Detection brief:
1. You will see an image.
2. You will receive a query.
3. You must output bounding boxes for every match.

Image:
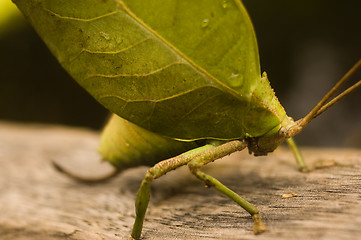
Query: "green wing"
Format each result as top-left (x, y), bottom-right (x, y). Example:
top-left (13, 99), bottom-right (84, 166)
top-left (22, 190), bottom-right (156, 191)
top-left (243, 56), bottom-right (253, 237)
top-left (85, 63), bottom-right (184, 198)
top-left (14, 0), bottom-right (283, 140)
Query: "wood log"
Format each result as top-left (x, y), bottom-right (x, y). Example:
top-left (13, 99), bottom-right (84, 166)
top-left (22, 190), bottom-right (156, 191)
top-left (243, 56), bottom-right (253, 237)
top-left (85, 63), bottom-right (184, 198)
top-left (1, 121), bottom-right (360, 240)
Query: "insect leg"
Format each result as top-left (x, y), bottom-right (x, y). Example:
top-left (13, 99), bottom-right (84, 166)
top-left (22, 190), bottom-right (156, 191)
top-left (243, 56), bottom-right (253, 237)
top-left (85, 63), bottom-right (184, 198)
top-left (187, 140), bottom-right (266, 234)
top-left (130, 144), bottom-right (215, 240)
top-left (286, 137), bottom-right (308, 172)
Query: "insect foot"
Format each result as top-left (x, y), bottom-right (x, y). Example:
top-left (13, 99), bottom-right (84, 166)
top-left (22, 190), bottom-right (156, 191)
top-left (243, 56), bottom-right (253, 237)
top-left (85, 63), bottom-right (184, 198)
top-left (253, 213), bottom-right (267, 234)
top-left (187, 141), bottom-right (267, 235)
top-left (130, 145), bottom-right (216, 240)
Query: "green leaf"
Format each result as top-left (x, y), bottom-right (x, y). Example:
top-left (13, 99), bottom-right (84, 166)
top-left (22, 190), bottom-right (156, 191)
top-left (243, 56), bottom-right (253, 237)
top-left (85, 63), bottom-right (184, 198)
top-left (13, 0), bottom-right (286, 140)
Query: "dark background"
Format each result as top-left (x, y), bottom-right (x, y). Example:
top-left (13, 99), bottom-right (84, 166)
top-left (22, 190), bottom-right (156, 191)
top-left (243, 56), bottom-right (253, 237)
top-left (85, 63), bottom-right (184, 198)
top-left (1, 0), bottom-right (360, 147)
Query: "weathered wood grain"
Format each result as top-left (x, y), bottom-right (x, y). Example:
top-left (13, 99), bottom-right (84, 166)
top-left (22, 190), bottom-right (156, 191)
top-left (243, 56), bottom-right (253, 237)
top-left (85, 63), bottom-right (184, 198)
top-left (0, 121), bottom-right (360, 240)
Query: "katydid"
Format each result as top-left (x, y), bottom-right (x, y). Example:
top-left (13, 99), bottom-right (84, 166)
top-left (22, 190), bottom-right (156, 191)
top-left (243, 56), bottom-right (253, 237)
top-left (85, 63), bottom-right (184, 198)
top-left (12, 0), bottom-right (361, 239)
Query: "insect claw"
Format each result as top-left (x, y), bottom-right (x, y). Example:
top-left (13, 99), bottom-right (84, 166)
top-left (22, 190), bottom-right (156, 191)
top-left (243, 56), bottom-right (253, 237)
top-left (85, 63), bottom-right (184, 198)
top-left (252, 213), bottom-right (267, 234)
top-left (299, 166), bottom-right (310, 173)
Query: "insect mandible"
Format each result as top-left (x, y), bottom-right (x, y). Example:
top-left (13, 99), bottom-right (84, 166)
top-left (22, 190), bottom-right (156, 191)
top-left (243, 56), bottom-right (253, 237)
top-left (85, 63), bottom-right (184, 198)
top-left (13, 0), bottom-right (361, 239)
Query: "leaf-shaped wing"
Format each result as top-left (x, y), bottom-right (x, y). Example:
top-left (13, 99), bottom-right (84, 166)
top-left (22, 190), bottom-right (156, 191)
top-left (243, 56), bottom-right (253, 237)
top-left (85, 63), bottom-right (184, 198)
top-left (14, 0), bottom-right (281, 140)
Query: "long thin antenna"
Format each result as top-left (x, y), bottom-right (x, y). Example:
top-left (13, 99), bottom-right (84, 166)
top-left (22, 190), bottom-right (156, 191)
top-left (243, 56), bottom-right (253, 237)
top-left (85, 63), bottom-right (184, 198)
top-left (313, 79), bottom-right (361, 118)
top-left (288, 59), bottom-right (361, 137)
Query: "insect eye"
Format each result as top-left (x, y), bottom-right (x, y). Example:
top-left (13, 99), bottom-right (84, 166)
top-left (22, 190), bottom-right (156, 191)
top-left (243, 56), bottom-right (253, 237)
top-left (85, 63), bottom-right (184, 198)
top-left (278, 127), bottom-right (288, 137)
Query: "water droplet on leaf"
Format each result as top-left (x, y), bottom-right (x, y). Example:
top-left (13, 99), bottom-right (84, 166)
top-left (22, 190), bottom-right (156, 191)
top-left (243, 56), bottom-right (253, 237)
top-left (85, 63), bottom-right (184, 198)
top-left (201, 19), bottom-right (209, 28)
top-left (222, 0), bottom-right (229, 9)
top-left (228, 73), bottom-right (242, 88)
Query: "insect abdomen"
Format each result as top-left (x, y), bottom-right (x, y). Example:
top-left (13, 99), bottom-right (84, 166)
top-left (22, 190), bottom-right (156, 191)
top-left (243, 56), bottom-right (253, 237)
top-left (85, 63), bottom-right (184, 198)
top-left (98, 115), bottom-right (198, 170)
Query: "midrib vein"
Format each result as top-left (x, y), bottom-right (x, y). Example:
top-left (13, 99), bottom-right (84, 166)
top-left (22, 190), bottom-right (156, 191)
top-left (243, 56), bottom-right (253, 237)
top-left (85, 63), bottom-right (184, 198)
top-left (119, 1), bottom-right (243, 98)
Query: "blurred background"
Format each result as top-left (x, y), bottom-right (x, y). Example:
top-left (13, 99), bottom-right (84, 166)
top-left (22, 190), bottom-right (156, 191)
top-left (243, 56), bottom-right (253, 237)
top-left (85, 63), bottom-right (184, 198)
top-left (1, 0), bottom-right (360, 147)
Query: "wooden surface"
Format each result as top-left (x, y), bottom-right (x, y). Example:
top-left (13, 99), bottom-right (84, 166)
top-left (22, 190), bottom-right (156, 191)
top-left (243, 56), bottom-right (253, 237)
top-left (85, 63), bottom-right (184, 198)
top-left (1, 121), bottom-right (361, 240)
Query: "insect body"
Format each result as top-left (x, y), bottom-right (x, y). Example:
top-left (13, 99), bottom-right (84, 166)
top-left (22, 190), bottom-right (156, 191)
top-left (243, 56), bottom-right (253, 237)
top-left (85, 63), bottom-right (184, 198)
top-left (13, 0), bottom-right (361, 239)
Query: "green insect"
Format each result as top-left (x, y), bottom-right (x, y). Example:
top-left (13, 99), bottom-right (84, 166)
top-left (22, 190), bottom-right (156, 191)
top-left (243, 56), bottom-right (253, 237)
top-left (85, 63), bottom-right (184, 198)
top-left (13, 0), bottom-right (361, 239)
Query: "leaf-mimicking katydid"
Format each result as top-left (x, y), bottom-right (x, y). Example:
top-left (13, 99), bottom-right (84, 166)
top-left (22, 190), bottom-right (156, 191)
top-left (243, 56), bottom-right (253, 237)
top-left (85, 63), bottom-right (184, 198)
top-left (13, 0), bottom-right (361, 239)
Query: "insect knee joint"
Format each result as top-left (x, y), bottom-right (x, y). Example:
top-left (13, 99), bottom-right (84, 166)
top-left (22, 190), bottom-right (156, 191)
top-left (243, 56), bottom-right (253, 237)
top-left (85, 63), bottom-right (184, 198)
top-left (187, 164), bottom-right (215, 187)
top-left (187, 162), bottom-right (200, 174)
top-left (144, 169), bottom-right (157, 181)
top-left (187, 163), bottom-right (201, 177)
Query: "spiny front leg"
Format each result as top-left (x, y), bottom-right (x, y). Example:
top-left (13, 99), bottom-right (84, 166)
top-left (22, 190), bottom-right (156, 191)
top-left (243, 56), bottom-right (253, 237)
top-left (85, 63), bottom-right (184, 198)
top-left (187, 140), bottom-right (267, 234)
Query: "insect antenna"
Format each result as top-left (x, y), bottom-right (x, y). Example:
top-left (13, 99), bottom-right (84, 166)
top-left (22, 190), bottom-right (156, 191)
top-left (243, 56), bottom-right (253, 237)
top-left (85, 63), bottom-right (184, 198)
top-left (288, 59), bottom-right (361, 137)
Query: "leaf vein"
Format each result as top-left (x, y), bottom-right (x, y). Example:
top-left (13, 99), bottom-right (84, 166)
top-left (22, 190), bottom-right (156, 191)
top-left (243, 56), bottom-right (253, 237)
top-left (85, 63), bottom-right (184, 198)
top-left (43, 8), bottom-right (121, 22)
top-left (81, 37), bottom-right (151, 55)
top-left (99, 86), bottom-right (215, 103)
top-left (177, 94), bottom-right (221, 122)
top-left (119, 1), bottom-right (243, 99)
top-left (68, 37), bottom-right (151, 63)
top-left (85, 61), bottom-right (186, 79)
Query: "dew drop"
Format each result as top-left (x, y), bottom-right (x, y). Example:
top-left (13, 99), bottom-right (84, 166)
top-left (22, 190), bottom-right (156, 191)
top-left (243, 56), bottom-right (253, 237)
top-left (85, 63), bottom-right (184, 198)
top-left (228, 73), bottom-right (242, 88)
top-left (100, 32), bottom-right (111, 40)
top-left (201, 19), bottom-right (209, 28)
top-left (222, 0), bottom-right (229, 9)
